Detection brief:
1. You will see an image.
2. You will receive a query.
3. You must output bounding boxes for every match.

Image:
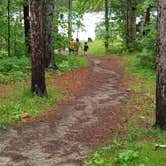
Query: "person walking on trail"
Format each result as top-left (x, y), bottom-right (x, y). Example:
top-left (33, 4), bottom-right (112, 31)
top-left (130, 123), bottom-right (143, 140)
top-left (69, 39), bottom-right (75, 54)
top-left (75, 38), bottom-right (80, 55)
top-left (84, 42), bottom-right (89, 56)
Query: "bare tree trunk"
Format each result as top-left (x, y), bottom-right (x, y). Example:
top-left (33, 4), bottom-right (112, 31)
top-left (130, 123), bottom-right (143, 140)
top-left (13, 20), bottom-right (17, 56)
top-left (156, 0), bottom-right (166, 129)
top-left (145, 6), bottom-right (151, 24)
top-left (43, 0), bottom-right (58, 70)
top-left (7, 0), bottom-right (11, 56)
top-left (142, 6), bottom-right (151, 36)
top-left (68, 0), bottom-right (72, 38)
top-left (30, 0), bottom-right (47, 97)
top-left (54, 6), bottom-right (59, 50)
top-left (126, 0), bottom-right (129, 48)
top-left (126, 0), bottom-right (136, 50)
top-left (104, 0), bottom-right (109, 51)
top-left (23, 2), bottom-right (31, 54)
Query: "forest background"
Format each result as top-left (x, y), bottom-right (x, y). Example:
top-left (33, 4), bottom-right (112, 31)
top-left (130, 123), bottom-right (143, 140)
top-left (0, 0), bottom-right (166, 165)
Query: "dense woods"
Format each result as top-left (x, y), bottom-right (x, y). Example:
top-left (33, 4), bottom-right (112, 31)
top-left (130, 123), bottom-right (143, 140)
top-left (0, 0), bottom-right (163, 125)
top-left (0, 0), bottom-right (166, 165)
top-left (0, 0), bottom-right (157, 56)
top-left (0, 0), bottom-right (163, 123)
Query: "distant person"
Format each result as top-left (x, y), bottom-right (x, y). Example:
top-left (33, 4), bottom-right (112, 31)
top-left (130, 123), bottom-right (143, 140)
top-left (69, 39), bottom-right (75, 54)
top-left (84, 42), bottom-right (89, 56)
top-left (88, 37), bottom-right (93, 42)
top-left (75, 38), bottom-right (80, 55)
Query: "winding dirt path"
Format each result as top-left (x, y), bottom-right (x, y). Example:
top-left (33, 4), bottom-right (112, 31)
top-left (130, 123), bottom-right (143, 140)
top-left (0, 56), bottom-right (130, 166)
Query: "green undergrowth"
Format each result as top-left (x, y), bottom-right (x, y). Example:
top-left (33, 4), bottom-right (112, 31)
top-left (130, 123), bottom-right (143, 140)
top-left (124, 52), bottom-right (156, 80)
top-left (88, 40), bottom-right (125, 56)
top-left (88, 40), bottom-right (106, 56)
top-left (0, 56), bottom-right (30, 83)
top-left (84, 131), bottom-right (166, 166)
top-left (84, 44), bottom-right (166, 166)
top-left (55, 54), bottom-right (89, 72)
top-left (0, 54), bottom-right (88, 83)
top-left (0, 81), bottom-right (63, 128)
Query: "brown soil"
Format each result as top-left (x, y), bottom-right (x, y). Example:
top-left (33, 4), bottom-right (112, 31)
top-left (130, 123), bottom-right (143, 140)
top-left (0, 56), bottom-right (130, 166)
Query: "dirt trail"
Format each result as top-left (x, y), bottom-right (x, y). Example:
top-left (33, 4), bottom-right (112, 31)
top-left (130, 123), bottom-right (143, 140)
top-left (0, 56), bottom-right (129, 166)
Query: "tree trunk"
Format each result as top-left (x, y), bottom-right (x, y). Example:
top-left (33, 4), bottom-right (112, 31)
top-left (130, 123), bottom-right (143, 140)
top-left (43, 0), bottom-right (58, 69)
top-left (126, 0), bottom-right (136, 50)
top-left (104, 0), bottom-right (109, 51)
top-left (54, 6), bottom-right (59, 50)
top-left (23, 3), bottom-right (31, 54)
top-left (68, 0), bottom-right (72, 38)
top-left (7, 0), bottom-right (11, 56)
top-left (145, 6), bottom-right (151, 24)
top-left (156, 0), bottom-right (166, 129)
top-left (30, 0), bottom-right (47, 97)
top-left (13, 20), bottom-right (17, 56)
top-left (142, 6), bottom-right (151, 36)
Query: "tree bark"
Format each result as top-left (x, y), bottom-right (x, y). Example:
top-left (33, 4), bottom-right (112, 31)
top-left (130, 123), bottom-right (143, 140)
top-left (142, 6), bottom-right (151, 36)
top-left (54, 5), bottom-right (59, 50)
top-left (104, 0), bottom-right (109, 51)
top-left (30, 0), bottom-right (47, 97)
top-left (23, 3), bottom-right (31, 54)
top-left (7, 0), bottom-right (11, 56)
top-left (68, 0), bottom-right (72, 38)
top-left (156, 0), bottom-right (166, 129)
top-left (126, 0), bottom-right (136, 50)
top-left (43, 0), bottom-right (58, 69)
top-left (144, 6), bottom-right (151, 25)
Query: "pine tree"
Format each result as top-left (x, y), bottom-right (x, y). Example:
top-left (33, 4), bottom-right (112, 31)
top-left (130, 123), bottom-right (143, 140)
top-left (126, 0), bottom-right (137, 50)
top-left (30, 0), bottom-right (47, 97)
top-left (68, 0), bottom-right (72, 38)
top-left (23, 1), bottom-right (30, 53)
top-left (43, 0), bottom-right (58, 69)
top-left (156, 0), bottom-right (166, 129)
top-left (104, 0), bottom-right (109, 51)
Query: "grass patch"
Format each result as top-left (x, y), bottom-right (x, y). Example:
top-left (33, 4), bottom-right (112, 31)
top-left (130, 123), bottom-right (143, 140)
top-left (88, 40), bottom-right (106, 56)
top-left (124, 52), bottom-right (156, 80)
top-left (0, 54), bottom-right (88, 83)
top-left (55, 54), bottom-right (89, 72)
top-left (88, 40), bottom-right (126, 56)
top-left (0, 56), bottom-right (30, 83)
top-left (0, 80), bottom-right (63, 128)
top-left (84, 136), bottom-right (166, 166)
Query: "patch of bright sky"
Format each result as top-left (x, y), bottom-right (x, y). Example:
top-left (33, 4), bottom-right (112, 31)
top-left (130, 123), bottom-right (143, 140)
top-left (73, 12), bottom-right (104, 41)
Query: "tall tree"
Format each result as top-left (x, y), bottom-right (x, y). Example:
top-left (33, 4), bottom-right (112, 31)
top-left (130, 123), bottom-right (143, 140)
top-left (23, 1), bottom-right (31, 53)
top-left (7, 0), bottom-right (11, 56)
top-left (68, 0), bottom-right (72, 38)
top-left (141, 5), bottom-right (151, 36)
top-left (30, 0), bottom-right (47, 97)
top-left (144, 6), bottom-right (151, 25)
top-left (104, 0), bottom-right (109, 51)
top-left (126, 0), bottom-right (137, 50)
top-left (43, 0), bottom-right (58, 69)
top-left (156, 0), bottom-right (166, 129)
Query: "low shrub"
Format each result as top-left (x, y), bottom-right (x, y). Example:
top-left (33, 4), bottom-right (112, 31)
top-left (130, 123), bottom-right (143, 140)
top-left (0, 56), bottom-right (30, 83)
top-left (55, 54), bottom-right (89, 72)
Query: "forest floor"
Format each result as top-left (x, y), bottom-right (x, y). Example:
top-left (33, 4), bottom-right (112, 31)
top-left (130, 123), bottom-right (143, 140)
top-left (0, 56), bottom-right (130, 166)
